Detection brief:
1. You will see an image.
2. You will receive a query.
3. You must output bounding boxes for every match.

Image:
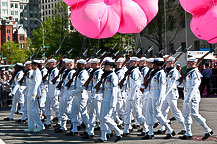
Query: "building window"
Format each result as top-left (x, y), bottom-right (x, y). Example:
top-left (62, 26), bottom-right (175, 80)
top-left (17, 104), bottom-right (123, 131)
top-left (169, 43), bottom-right (174, 53)
top-left (20, 5), bottom-right (23, 9)
top-left (20, 36), bottom-right (25, 41)
top-left (15, 3), bottom-right (18, 8)
top-left (15, 18), bottom-right (18, 22)
top-left (7, 29), bottom-right (11, 33)
top-left (11, 11), bottom-right (14, 15)
top-left (181, 42), bottom-right (186, 51)
top-left (2, 2), bottom-right (8, 6)
top-left (2, 9), bottom-right (8, 14)
top-left (11, 3), bottom-right (13, 8)
top-left (194, 40), bottom-right (200, 50)
top-left (15, 11), bottom-right (18, 15)
top-left (8, 36), bottom-right (10, 41)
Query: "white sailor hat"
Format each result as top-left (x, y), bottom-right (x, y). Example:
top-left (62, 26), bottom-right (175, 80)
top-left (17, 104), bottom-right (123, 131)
top-left (130, 57), bottom-right (140, 61)
top-left (103, 57), bottom-right (112, 62)
top-left (167, 56), bottom-right (175, 62)
top-left (154, 58), bottom-right (164, 62)
top-left (140, 57), bottom-right (147, 61)
top-left (77, 59), bottom-right (87, 64)
top-left (146, 58), bottom-right (154, 63)
top-left (15, 63), bottom-right (23, 67)
top-left (104, 57), bottom-right (114, 63)
top-left (163, 55), bottom-right (169, 59)
top-left (38, 60), bottom-right (45, 64)
top-left (104, 58), bottom-right (115, 66)
top-left (65, 59), bottom-right (74, 64)
top-left (89, 58), bottom-right (100, 63)
top-left (48, 59), bottom-right (56, 63)
top-left (32, 60), bottom-right (40, 64)
top-left (62, 58), bottom-right (69, 62)
top-left (25, 61), bottom-right (32, 65)
top-left (116, 57), bottom-right (125, 63)
top-left (187, 57), bottom-right (197, 62)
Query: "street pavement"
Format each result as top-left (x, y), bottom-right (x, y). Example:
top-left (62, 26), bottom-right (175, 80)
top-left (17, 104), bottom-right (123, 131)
top-left (0, 98), bottom-right (217, 144)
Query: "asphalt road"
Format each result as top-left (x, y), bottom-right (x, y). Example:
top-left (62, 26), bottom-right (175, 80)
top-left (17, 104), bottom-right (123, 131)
top-left (0, 98), bottom-right (217, 144)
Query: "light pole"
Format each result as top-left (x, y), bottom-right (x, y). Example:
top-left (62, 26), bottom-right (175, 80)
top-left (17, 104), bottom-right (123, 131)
top-left (24, 17), bottom-right (45, 60)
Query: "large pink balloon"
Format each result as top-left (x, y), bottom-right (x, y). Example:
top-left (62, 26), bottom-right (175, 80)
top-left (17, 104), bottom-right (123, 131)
top-left (180, 0), bottom-right (217, 44)
top-left (63, 0), bottom-right (159, 39)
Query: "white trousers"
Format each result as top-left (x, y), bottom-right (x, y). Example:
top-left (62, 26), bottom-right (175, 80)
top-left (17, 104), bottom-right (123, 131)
top-left (27, 96), bottom-right (44, 129)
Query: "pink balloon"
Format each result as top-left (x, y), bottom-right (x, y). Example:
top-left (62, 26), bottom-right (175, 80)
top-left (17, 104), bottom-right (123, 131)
top-left (180, 0), bottom-right (217, 44)
top-left (63, 0), bottom-right (159, 39)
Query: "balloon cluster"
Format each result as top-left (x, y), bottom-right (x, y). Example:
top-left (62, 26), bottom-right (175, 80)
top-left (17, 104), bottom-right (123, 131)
top-left (180, 0), bottom-right (217, 44)
top-left (63, 0), bottom-right (159, 39)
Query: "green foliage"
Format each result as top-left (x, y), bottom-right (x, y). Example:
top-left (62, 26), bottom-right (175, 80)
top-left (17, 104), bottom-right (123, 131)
top-left (1, 41), bottom-right (30, 64)
top-left (31, 1), bottom-right (134, 59)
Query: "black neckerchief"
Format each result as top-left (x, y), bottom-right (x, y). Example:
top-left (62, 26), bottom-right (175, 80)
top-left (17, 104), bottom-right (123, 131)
top-left (48, 67), bottom-right (55, 74)
top-left (166, 67), bottom-right (174, 73)
top-left (186, 68), bottom-right (194, 74)
top-left (115, 68), bottom-right (122, 73)
top-left (139, 66), bottom-right (145, 71)
top-left (151, 68), bottom-right (160, 77)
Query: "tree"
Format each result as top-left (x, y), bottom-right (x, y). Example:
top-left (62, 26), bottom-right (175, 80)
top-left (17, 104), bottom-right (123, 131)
top-left (1, 41), bottom-right (30, 64)
top-left (31, 1), bottom-right (135, 58)
top-left (141, 1), bottom-right (186, 54)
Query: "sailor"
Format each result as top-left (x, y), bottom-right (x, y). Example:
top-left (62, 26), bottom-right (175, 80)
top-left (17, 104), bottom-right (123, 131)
top-left (38, 60), bottom-right (48, 118)
top-left (143, 58), bottom-right (175, 140)
top-left (114, 57), bottom-right (127, 127)
top-left (65, 59), bottom-right (89, 136)
top-left (55, 59), bottom-right (76, 133)
top-left (95, 58), bottom-right (123, 143)
top-left (123, 57), bottom-right (145, 135)
top-left (44, 59), bottom-right (60, 128)
top-left (137, 57), bottom-right (150, 136)
top-left (4, 63), bottom-right (24, 121)
top-left (24, 60), bottom-right (45, 132)
top-left (16, 61), bottom-right (34, 123)
top-left (159, 57), bottom-right (186, 135)
top-left (179, 57), bottom-right (213, 140)
top-left (83, 58), bottom-right (104, 139)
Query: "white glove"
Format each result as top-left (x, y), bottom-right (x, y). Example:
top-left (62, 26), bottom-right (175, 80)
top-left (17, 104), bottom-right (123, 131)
top-left (31, 96), bottom-right (35, 102)
top-left (9, 93), bottom-right (14, 97)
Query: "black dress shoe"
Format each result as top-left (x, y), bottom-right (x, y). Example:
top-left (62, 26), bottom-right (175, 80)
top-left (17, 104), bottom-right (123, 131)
top-left (137, 132), bottom-right (147, 136)
top-left (53, 124), bottom-right (60, 128)
top-left (132, 124), bottom-right (140, 129)
top-left (154, 130), bottom-right (166, 134)
top-left (142, 134), bottom-right (154, 140)
top-left (117, 124), bottom-right (124, 129)
top-left (44, 124), bottom-right (53, 128)
top-left (114, 136), bottom-right (122, 142)
top-left (95, 139), bottom-right (108, 143)
top-left (137, 128), bottom-right (143, 132)
top-left (52, 117), bottom-right (58, 122)
top-left (80, 131), bottom-right (88, 136)
top-left (3, 117), bottom-right (14, 121)
top-left (15, 119), bottom-right (26, 123)
top-left (179, 135), bottom-right (192, 140)
top-left (65, 131), bottom-right (79, 136)
top-left (94, 126), bottom-right (101, 131)
top-left (122, 133), bottom-right (130, 137)
top-left (169, 117), bottom-right (176, 121)
top-left (80, 122), bottom-right (86, 129)
top-left (81, 135), bottom-right (94, 139)
top-left (153, 122), bottom-right (160, 128)
top-left (163, 131), bottom-right (176, 139)
top-left (202, 131), bottom-right (213, 140)
top-left (54, 128), bottom-right (67, 133)
top-left (178, 130), bottom-right (186, 135)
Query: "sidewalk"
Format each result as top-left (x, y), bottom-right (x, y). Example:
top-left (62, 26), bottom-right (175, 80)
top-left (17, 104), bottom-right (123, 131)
top-left (0, 98), bottom-right (217, 144)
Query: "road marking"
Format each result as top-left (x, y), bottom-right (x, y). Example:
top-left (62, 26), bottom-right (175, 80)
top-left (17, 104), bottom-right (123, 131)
top-left (0, 139), bottom-right (6, 144)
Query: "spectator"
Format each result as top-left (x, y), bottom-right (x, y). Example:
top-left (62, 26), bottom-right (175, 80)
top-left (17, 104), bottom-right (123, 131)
top-left (200, 63), bottom-right (212, 97)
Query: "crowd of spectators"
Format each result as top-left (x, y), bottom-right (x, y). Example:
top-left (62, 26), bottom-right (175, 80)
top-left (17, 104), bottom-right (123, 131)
top-left (0, 68), bottom-right (13, 108)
